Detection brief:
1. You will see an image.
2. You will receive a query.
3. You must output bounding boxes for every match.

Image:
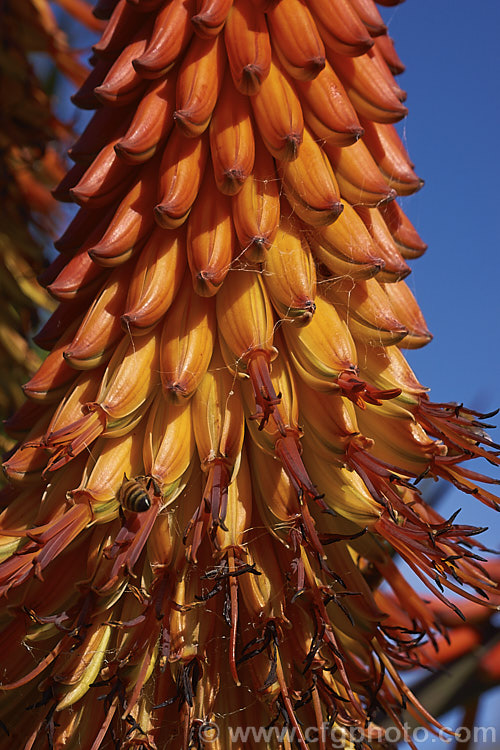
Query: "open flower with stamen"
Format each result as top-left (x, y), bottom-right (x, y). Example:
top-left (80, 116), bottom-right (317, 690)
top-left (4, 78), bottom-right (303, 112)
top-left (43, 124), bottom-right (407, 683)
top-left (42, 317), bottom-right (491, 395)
top-left (0, 1), bottom-right (499, 748)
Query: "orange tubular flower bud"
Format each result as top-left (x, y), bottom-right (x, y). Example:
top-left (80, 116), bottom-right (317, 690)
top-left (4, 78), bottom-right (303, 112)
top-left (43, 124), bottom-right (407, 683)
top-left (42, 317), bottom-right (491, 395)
top-left (216, 269), bottom-right (280, 427)
top-left (209, 70), bottom-right (255, 195)
top-left (307, 199), bottom-right (384, 280)
top-left (47, 244), bottom-right (107, 302)
top-left (23, 321), bottom-right (80, 402)
top-left (355, 205), bottom-right (410, 282)
top-left (224, 0), bottom-right (271, 95)
top-left (94, 30), bottom-right (150, 107)
top-left (250, 59), bottom-right (304, 161)
top-left (132, 0), bottom-right (195, 79)
top-left (308, 0), bottom-right (374, 57)
top-left (192, 344), bottom-right (245, 480)
top-left (327, 276), bottom-right (408, 347)
top-left (282, 289), bottom-right (357, 392)
top-left (155, 129), bottom-right (209, 229)
top-left (296, 378), bottom-right (366, 464)
top-left (295, 60), bottom-right (363, 147)
top-left (330, 48), bottom-right (408, 124)
top-left (192, 0), bottom-right (233, 39)
top-left (174, 32), bottom-right (226, 137)
top-left (2, 410), bottom-right (54, 484)
top-left (143, 389), bottom-right (195, 499)
top-left (231, 133), bottom-right (280, 262)
top-left (63, 263), bottom-right (132, 369)
top-left (360, 117), bottom-right (424, 196)
top-left (160, 277), bottom-right (216, 400)
top-left (115, 73), bottom-right (176, 164)
top-left (277, 127), bottom-right (343, 227)
top-left (88, 159), bottom-right (158, 267)
top-left (266, 0), bottom-right (326, 81)
top-left (380, 198), bottom-right (428, 260)
top-left (70, 139), bottom-right (132, 208)
top-left (92, 0), bottom-right (143, 58)
top-left (324, 137), bottom-right (397, 207)
top-left (186, 167), bottom-right (236, 296)
top-left (91, 330), bottom-right (160, 422)
top-left (349, 0), bottom-right (386, 36)
top-left (43, 333), bottom-right (159, 472)
top-left (381, 280), bottom-right (432, 348)
top-left (121, 226), bottom-right (186, 335)
top-left (263, 210), bottom-right (317, 325)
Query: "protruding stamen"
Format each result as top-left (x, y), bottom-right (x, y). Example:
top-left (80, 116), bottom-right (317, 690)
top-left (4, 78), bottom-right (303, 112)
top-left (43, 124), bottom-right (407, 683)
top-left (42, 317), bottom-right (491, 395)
top-left (246, 350), bottom-right (283, 431)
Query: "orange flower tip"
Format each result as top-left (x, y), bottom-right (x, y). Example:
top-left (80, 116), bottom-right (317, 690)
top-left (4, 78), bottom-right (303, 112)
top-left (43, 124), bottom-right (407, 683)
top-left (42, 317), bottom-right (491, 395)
top-left (297, 299), bottom-right (316, 325)
top-left (131, 55), bottom-right (149, 74)
top-left (195, 270), bottom-right (227, 296)
top-left (191, 15), bottom-right (224, 39)
top-left (173, 111), bottom-right (210, 138)
top-left (154, 204), bottom-right (189, 229)
top-left (120, 313), bottom-right (148, 335)
top-left (52, 165), bottom-right (85, 203)
top-left (240, 64), bottom-right (267, 96)
top-left (381, 188), bottom-right (398, 205)
top-left (114, 141), bottom-right (155, 163)
top-left (164, 381), bottom-right (189, 400)
top-left (304, 56), bottom-right (326, 79)
top-left (243, 237), bottom-right (272, 263)
top-left (61, 349), bottom-right (95, 368)
top-left (350, 126), bottom-right (365, 142)
top-left (93, 85), bottom-right (119, 104)
top-left (310, 201), bottom-right (344, 228)
top-left (220, 168), bottom-right (247, 194)
top-left (88, 246), bottom-right (134, 267)
top-left (280, 133), bottom-right (303, 161)
top-left (369, 24), bottom-right (387, 39)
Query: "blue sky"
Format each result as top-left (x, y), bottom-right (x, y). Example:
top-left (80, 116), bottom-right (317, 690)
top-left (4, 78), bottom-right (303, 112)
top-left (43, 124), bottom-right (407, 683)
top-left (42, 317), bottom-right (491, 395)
top-left (379, 1), bottom-right (500, 414)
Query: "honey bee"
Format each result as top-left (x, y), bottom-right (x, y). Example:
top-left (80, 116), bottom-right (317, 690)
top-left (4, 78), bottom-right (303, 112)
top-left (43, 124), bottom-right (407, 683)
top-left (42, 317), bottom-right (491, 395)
top-left (117, 474), bottom-right (153, 513)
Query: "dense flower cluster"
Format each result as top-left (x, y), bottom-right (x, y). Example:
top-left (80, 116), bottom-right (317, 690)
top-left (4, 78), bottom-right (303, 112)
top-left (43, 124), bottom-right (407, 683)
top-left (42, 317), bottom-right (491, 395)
top-left (0, 0), bottom-right (499, 748)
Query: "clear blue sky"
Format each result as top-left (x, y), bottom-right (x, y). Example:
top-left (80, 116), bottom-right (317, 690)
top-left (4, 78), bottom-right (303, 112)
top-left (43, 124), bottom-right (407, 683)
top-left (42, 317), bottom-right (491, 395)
top-left (379, 1), bottom-right (500, 414)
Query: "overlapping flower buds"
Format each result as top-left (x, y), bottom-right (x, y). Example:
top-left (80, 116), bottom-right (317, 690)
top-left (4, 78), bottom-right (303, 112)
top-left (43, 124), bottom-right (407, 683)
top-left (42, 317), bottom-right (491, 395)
top-left (0, 1), bottom-right (499, 748)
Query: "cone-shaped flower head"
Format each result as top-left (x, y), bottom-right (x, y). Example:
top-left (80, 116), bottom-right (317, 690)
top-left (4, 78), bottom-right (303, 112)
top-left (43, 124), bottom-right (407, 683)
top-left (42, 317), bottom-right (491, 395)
top-left (1, 1), bottom-right (499, 748)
